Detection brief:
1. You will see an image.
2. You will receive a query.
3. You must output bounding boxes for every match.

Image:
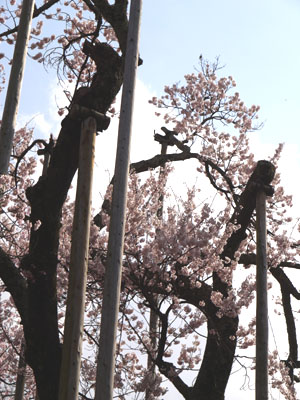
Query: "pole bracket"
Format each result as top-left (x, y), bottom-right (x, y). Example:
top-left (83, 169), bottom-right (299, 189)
top-left (69, 104), bottom-right (110, 132)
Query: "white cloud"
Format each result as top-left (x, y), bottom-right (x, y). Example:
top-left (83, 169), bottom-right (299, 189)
top-left (92, 78), bottom-right (166, 208)
top-left (16, 78), bottom-right (71, 140)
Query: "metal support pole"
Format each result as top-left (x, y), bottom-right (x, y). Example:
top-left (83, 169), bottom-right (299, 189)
top-left (94, 1), bottom-right (142, 399)
top-left (58, 117), bottom-right (96, 400)
top-left (0, 0), bottom-right (35, 174)
top-left (256, 189), bottom-right (269, 400)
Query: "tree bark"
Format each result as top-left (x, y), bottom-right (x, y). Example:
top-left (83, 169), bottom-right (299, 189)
top-left (190, 318), bottom-right (238, 400)
top-left (0, 40), bottom-right (124, 400)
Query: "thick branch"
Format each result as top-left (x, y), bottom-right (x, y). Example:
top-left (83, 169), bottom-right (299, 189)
top-left (279, 261), bottom-right (300, 270)
top-left (239, 253), bottom-right (300, 272)
top-left (221, 160), bottom-right (275, 262)
top-left (0, 247), bottom-right (28, 325)
top-left (239, 253), bottom-right (300, 376)
top-left (282, 291), bottom-right (297, 363)
top-left (239, 254), bottom-right (300, 301)
top-left (238, 252), bottom-right (256, 265)
top-left (270, 267), bottom-right (300, 300)
top-left (271, 267), bottom-right (299, 380)
top-left (92, 0), bottom-right (128, 54)
top-left (82, 0), bottom-right (101, 17)
top-left (156, 308), bottom-right (170, 363)
top-left (158, 361), bottom-right (191, 398)
top-left (130, 152), bottom-right (200, 173)
top-left (95, 151), bottom-right (236, 233)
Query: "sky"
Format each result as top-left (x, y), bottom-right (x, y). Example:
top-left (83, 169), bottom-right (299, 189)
top-left (139, 0), bottom-right (300, 145)
top-left (1, 0), bottom-right (300, 398)
top-left (4, 0), bottom-right (300, 199)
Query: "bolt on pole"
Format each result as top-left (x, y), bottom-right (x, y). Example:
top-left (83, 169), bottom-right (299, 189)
top-left (0, 0), bottom-right (35, 174)
top-left (58, 117), bottom-right (96, 400)
top-left (256, 189), bottom-right (269, 400)
top-left (94, 1), bottom-right (142, 399)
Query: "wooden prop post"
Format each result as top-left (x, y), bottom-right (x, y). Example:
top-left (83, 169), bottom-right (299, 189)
top-left (94, 1), bottom-right (142, 399)
top-left (256, 189), bottom-right (268, 400)
top-left (14, 340), bottom-right (26, 400)
top-left (58, 117), bottom-right (96, 400)
top-left (0, 0), bottom-right (35, 174)
top-left (255, 160), bottom-right (275, 400)
top-left (145, 128), bottom-right (168, 400)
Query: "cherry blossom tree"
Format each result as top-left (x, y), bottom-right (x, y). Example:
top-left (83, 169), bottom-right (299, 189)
top-left (1, 1), bottom-right (300, 400)
top-left (1, 1), bottom-right (126, 399)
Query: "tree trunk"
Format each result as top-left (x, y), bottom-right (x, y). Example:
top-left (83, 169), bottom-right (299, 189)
top-left (190, 316), bottom-right (238, 400)
top-left (21, 42), bottom-right (123, 400)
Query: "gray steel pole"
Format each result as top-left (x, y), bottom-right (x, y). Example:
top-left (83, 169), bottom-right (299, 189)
top-left (0, 0), bottom-right (35, 174)
top-left (256, 189), bottom-right (269, 400)
top-left (94, 1), bottom-right (142, 399)
top-left (58, 117), bottom-right (96, 400)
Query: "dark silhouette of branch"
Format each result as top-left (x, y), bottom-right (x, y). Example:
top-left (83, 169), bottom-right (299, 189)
top-left (14, 139), bottom-right (48, 187)
top-left (221, 160), bottom-right (275, 263)
top-left (0, 0), bottom-right (60, 38)
top-left (238, 252), bottom-right (300, 379)
top-left (0, 247), bottom-right (28, 325)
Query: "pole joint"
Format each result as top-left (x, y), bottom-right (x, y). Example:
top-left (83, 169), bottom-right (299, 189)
top-left (69, 104), bottom-right (111, 132)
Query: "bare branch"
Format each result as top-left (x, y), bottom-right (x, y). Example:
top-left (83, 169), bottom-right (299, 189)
top-left (0, 0), bottom-right (60, 38)
top-left (270, 267), bottom-right (300, 301)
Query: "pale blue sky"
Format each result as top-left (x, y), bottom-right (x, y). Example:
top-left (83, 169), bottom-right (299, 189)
top-left (2, 0), bottom-right (299, 149)
top-left (138, 0), bottom-right (300, 146)
top-left (1, 0), bottom-right (300, 146)
top-left (1, 1), bottom-right (300, 398)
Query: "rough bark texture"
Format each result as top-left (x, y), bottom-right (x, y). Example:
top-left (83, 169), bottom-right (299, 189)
top-left (178, 285), bottom-right (238, 400)
top-left (25, 43), bottom-right (123, 400)
top-left (0, 1), bottom-right (129, 398)
top-left (1, 37), bottom-right (124, 400)
top-left (221, 160), bottom-right (275, 263)
top-left (190, 320), bottom-right (237, 400)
